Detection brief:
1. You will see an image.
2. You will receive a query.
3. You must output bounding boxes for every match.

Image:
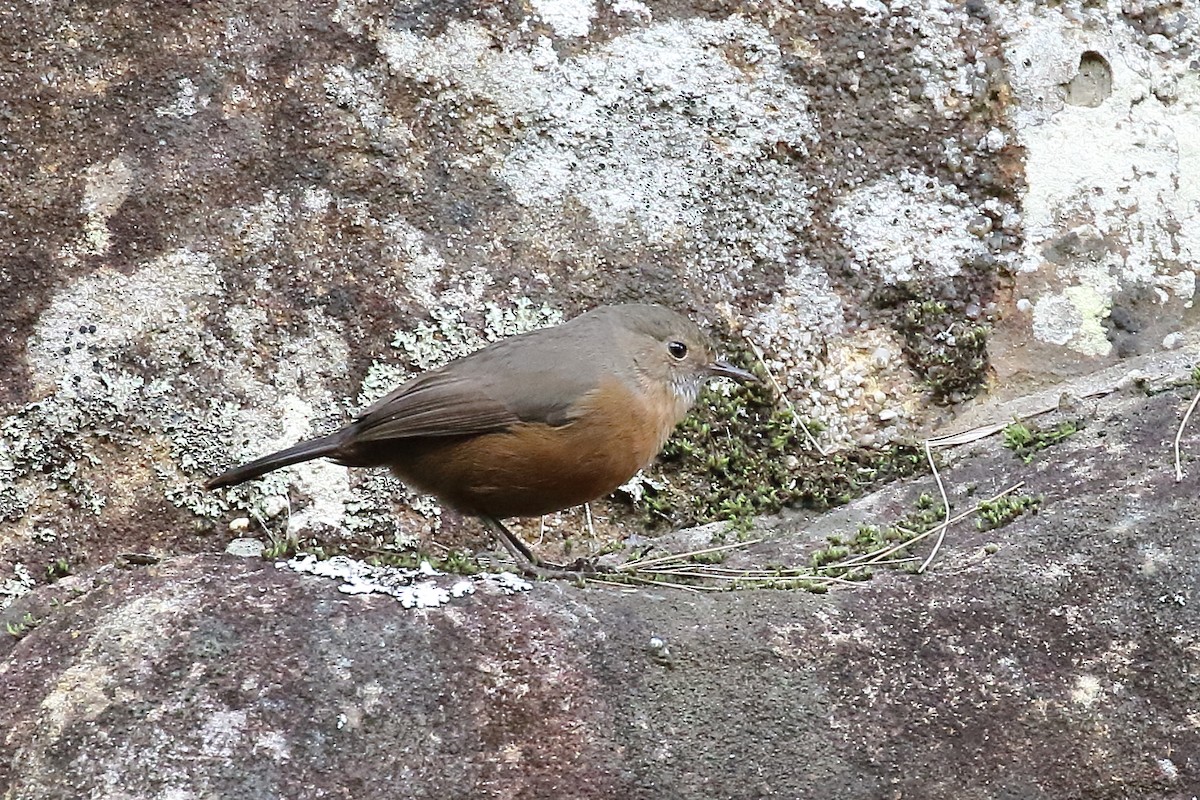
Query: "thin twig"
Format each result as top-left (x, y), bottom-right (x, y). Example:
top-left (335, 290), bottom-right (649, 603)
top-left (648, 564), bottom-right (765, 575)
top-left (832, 482), bottom-right (1025, 570)
top-left (627, 568), bottom-right (755, 581)
top-left (619, 539), bottom-right (763, 571)
top-left (741, 333), bottom-right (829, 456)
top-left (1174, 387), bottom-right (1200, 481)
top-left (584, 577), bottom-right (642, 591)
top-left (853, 556), bottom-right (919, 567)
top-left (600, 471), bottom-right (1024, 592)
top-left (924, 422), bottom-right (1010, 449)
top-left (618, 574), bottom-right (711, 593)
top-left (918, 438), bottom-right (953, 573)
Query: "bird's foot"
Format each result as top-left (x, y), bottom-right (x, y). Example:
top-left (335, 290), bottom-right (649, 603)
top-left (480, 515), bottom-right (613, 582)
top-left (524, 557), bottom-right (615, 581)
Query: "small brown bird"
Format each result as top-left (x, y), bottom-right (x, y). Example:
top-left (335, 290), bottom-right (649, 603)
top-left (206, 303), bottom-right (756, 575)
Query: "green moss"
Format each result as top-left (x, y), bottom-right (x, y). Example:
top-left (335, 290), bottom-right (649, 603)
top-left (808, 496), bottom-right (947, 579)
top-left (688, 550), bottom-right (727, 564)
top-left (898, 298), bottom-right (990, 404)
top-left (613, 488), bottom-right (962, 593)
top-left (1002, 420), bottom-right (1079, 463)
top-left (342, 545), bottom-right (484, 576)
top-left (437, 549), bottom-right (484, 575)
top-left (5, 612), bottom-right (38, 638)
top-left (45, 558), bottom-right (71, 581)
top-left (625, 345), bottom-right (924, 534)
top-left (976, 493), bottom-right (1041, 530)
top-left (263, 532), bottom-right (300, 560)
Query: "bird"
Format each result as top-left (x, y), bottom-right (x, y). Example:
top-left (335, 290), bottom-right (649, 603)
top-left (205, 303), bottom-right (757, 576)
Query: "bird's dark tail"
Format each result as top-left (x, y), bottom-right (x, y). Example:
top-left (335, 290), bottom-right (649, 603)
top-left (204, 432), bottom-right (346, 490)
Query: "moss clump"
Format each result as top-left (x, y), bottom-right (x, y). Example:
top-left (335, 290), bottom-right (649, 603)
top-left (5, 612), bottom-right (39, 638)
top-left (263, 532), bottom-right (300, 560)
top-left (45, 558), bottom-right (72, 581)
top-left (898, 298), bottom-right (990, 404)
top-left (809, 492), bottom-right (946, 578)
top-left (976, 493), bottom-right (1041, 530)
top-left (349, 546), bottom-right (483, 576)
top-left (1002, 420), bottom-right (1080, 463)
top-left (627, 347), bottom-right (924, 533)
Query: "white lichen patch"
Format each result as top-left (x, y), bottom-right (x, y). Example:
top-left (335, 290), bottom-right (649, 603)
top-left (40, 662), bottom-right (118, 739)
top-left (746, 266), bottom-right (920, 445)
top-left (747, 260), bottom-right (846, 349)
top-left (0, 372), bottom-right (159, 525)
top-left (57, 155), bottom-right (136, 265)
top-left (500, 20), bottom-right (813, 235)
top-left (1069, 673), bottom-right (1104, 707)
top-left (1031, 285), bottom-right (1113, 356)
top-left (609, 0), bottom-right (651, 17)
top-left (0, 562), bottom-right (35, 609)
top-left (162, 308), bottom-right (357, 528)
top-left (200, 709), bottom-right (248, 758)
top-left (282, 554), bottom-right (530, 608)
top-left (343, 470), bottom-right (434, 541)
top-left (224, 537), bottom-right (266, 558)
top-left (380, 216), bottom-right (450, 312)
top-left (155, 76), bottom-right (207, 119)
top-left (364, 17), bottom-right (815, 286)
top-left (389, 294), bottom-right (563, 373)
top-left (832, 171), bottom-right (995, 285)
top-left (261, 396), bottom-right (352, 533)
top-left (819, 0), bottom-right (889, 19)
top-left (323, 65), bottom-right (416, 164)
top-left (899, 0), bottom-right (990, 117)
top-left (29, 248), bottom-right (222, 394)
top-left (235, 189), bottom-right (293, 252)
top-left (531, 0), bottom-right (595, 38)
top-left (1000, 2), bottom-right (1200, 357)
top-left (253, 730), bottom-right (291, 762)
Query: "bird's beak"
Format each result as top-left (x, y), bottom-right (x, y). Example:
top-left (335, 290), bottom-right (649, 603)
top-left (707, 360), bottom-right (759, 384)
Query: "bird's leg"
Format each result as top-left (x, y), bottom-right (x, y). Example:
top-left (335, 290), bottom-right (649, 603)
top-left (480, 516), bottom-right (608, 580)
top-left (483, 515), bottom-right (538, 564)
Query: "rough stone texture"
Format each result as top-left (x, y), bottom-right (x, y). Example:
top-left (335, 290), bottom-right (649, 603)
top-left (3, 0), bottom-right (1196, 581)
top-left (3, 0), bottom-right (1200, 794)
top-left (993, 0), bottom-right (1200, 382)
top-left (1, 0), bottom-right (1025, 578)
top-left (3, 376), bottom-right (1200, 799)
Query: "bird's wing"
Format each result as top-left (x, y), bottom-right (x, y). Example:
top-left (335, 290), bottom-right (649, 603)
top-left (352, 318), bottom-right (620, 442)
top-left (352, 358), bottom-right (602, 443)
top-left (351, 370), bottom-right (525, 442)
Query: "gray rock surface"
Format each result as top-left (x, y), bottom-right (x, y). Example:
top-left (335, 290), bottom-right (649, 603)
top-left (3, 0), bottom-right (1198, 581)
top-left (4, 0), bottom-right (1200, 796)
top-left (4, 378), bottom-right (1199, 798)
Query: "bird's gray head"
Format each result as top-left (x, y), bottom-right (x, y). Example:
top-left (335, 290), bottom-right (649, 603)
top-left (601, 304), bottom-right (758, 406)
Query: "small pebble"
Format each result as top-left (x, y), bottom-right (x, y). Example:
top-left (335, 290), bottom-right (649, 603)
top-left (225, 537), bottom-right (265, 558)
top-left (261, 495), bottom-right (287, 518)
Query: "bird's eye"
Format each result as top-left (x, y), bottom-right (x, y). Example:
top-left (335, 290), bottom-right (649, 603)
top-left (667, 340), bottom-right (688, 360)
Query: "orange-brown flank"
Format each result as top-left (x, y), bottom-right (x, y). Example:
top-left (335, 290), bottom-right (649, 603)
top-left (389, 375), bottom-right (676, 518)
